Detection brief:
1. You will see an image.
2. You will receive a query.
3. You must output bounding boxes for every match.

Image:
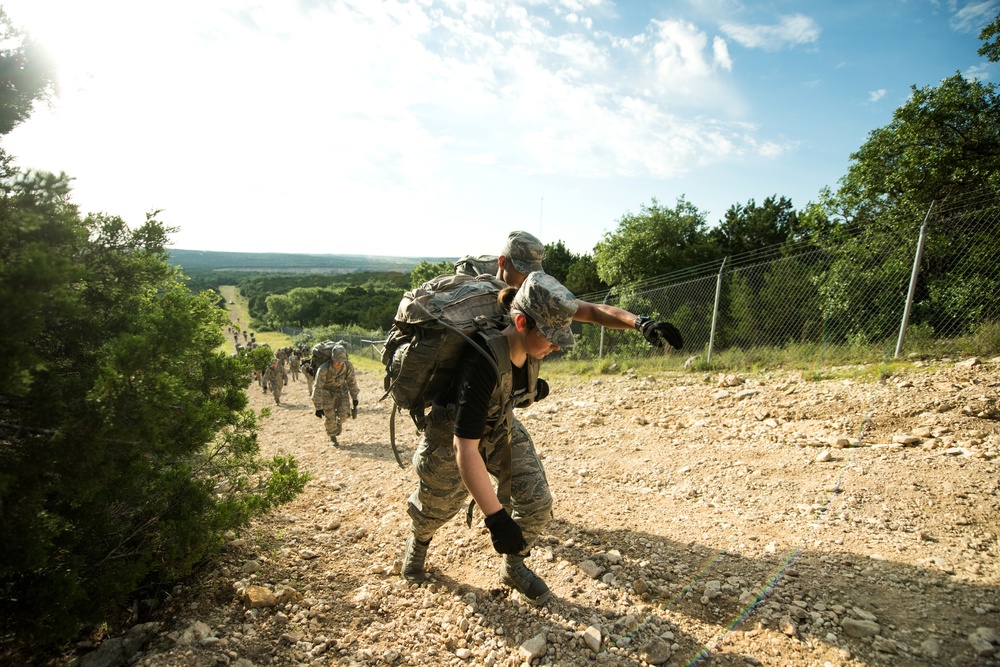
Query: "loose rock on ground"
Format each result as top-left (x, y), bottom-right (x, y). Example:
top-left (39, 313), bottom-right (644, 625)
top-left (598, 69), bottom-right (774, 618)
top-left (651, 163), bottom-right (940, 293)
top-left (74, 357), bottom-right (1000, 667)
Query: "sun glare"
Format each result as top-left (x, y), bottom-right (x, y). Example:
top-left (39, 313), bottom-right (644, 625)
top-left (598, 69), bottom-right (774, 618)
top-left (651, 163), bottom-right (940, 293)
top-left (8, 1), bottom-right (224, 104)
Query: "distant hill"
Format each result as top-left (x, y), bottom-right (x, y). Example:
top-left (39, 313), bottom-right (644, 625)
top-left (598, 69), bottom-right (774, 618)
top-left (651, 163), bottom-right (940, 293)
top-left (167, 248), bottom-right (454, 274)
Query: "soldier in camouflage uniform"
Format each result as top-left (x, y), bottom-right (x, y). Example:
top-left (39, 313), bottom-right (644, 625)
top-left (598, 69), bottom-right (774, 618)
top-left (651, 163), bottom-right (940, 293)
top-left (311, 345), bottom-right (359, 447)
top-left (402, 272), bottom-right (576, 606)
top-left (456, 230), bottom-right (684, 351)
top-left (262, 358), bottom-right (288, 405)
top-left (302, 357), bottom-right (315, 394)
top-left (428, 233), bottom-right (682, 604)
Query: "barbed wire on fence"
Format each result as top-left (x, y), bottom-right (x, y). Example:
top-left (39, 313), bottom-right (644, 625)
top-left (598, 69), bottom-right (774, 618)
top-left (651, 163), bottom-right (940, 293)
top-left (574, 187), bottom-right (1000, 364)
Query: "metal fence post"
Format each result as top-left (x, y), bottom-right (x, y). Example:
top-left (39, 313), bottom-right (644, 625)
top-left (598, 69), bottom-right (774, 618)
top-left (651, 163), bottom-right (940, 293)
top-left (895, 202), bottom-right (934, 358)
top-left (707, 257), bottom-right (728, 364)
top-left (598, 291), bottom-right (612, 359)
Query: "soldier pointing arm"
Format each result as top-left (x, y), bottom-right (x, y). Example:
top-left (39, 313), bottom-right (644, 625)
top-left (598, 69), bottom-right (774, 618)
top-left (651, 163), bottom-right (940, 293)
top-left (457, 231), bottom-right (683, 350)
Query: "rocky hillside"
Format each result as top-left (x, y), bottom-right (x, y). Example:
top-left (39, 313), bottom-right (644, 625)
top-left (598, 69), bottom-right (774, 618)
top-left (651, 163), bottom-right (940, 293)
top-left (73, 358), bottom-right (1000, 667)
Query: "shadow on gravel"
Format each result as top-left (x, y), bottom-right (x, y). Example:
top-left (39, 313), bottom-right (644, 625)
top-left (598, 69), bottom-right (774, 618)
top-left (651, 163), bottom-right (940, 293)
top-left (549, 518), bottom-right (1000, 666)
top-left (400, 567), bottom-right (759, 666)
top-left (337, 441), bottom-right (403, 465)
top-left (277, 401), bottom-right (313, 410)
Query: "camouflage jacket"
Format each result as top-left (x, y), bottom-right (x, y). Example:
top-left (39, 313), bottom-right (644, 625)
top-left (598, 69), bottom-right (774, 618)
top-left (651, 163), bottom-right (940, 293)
top-left (263, 364), bottom-right (287, 388)
top-left (312, 360), bottom-right (359, 409)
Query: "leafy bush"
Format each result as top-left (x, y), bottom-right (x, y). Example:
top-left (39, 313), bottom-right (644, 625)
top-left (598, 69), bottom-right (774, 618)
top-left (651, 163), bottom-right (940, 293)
top-left (0, 168), bottom-right (309, 648)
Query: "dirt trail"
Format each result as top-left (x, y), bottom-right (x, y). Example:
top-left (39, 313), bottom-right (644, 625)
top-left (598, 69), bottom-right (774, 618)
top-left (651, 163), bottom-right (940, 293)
top-left (126, 357), bottom-right (999, 667)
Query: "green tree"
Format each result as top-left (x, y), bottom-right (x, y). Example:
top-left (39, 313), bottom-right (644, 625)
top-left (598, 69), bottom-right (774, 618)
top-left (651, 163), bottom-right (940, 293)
top-left (795, 199), bottom-right (836, 241)
top-left (724, 255), bottom-right (826, 349)
top-left (0, 173), bottom-right (310, 647)
top-left (710, 195), bottom-right (799, 257)
top-left (262, 283), bottom-right (402, 331)
top-left (979, 12), bottom-right (999, 62)
top-left (594, 196), bottom-right (718, 285)
top-left (0, 9), bottom-right (56, 134)
top-left (564, 255), bottom-right (607, 296)
top-left (837, 74), bottom-right (1000, 222)
top-left (264, 292), bottom-right (297, 327)
top-left (361, 300), bottom-right (397, 332)
top-left (409, 259), bottom-right (454, 288)
top-left (541, 240), bottom-right (576, 284)
top-left (823, 72), bottom-right (1000, 341)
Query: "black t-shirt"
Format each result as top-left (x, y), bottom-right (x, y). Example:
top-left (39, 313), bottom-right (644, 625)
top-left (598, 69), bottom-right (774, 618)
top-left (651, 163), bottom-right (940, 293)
top-left (449, 334), bottom-right (527, 440)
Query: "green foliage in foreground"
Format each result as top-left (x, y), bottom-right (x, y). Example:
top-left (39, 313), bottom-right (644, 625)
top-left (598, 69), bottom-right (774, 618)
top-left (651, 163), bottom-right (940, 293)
top-left (0, 167), bottom-right (310, 648)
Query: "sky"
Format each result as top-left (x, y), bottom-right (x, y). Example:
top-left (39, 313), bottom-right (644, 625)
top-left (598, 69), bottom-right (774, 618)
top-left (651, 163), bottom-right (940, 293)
top-left (2, 0), bottom-right (997, 259)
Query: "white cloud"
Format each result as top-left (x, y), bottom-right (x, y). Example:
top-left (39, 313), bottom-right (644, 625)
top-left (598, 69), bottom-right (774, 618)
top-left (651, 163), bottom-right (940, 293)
top-left (720, 14), bottom-right (820, 51)
top-left (713, 36), bottom-right (732, 71)
top-left (964, 63), bottom-right (994, 80)
top-left (949, 1), bottom-right (999, 33)
top-left (648, 20), bottom-right (713, 88)
top-left (651, 19), bottom-right (712, 76)
top-left (2, 0), bottom-right (783, 255)
top-left (756, 140), bottom-right (790, 159)
top-left (559, 0), bottom-right (606, 12)
top-left (869, 89), bottom-right (887, 102)
top-left (558, 11), bottom-right (593, 30)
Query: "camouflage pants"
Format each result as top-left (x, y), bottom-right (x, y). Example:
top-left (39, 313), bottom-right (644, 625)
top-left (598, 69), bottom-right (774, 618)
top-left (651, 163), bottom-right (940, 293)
top-left (266, 379), bottom-right (282, 403)
top-left (407, 418), bottom-right (552, 553)
top-left (320, 391), bottom-right (349, 437)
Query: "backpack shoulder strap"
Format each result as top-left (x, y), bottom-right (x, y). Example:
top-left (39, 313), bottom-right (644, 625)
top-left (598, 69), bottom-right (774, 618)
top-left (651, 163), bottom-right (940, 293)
top-left (483, 333), bottom-right (511, 382)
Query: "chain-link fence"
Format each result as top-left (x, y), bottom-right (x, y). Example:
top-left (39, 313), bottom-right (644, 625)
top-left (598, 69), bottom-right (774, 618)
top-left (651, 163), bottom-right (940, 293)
top-left (289, 327), bottom-right (385, 361)
top-left (274, 189), bottom-right (998, 367)
top-left (573, 188), bottom-right (1000, 364)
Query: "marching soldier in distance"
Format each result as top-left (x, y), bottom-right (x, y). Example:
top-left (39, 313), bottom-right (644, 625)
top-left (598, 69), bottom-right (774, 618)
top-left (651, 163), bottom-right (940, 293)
top-left (311, 345), bottom-right (359, 447)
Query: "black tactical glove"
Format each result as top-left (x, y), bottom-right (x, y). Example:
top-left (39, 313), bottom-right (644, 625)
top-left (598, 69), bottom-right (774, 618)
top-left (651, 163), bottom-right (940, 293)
top-left (351, 398), bottom-right (358, 419)
top-left (484, 508), bottom-right (528, 555)
top-left (315, 409), bottom-right (325, 418)
top-left (637, 316), bottom-right (683, 350)
top-left (535, 378), bottom-right (549, 402)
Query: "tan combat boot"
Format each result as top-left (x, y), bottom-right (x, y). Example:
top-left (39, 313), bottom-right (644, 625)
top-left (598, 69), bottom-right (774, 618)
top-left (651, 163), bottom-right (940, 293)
top-left (401, 535), bottom-right (431, 583)
top-left (502, 554), bottom-right (550, 605)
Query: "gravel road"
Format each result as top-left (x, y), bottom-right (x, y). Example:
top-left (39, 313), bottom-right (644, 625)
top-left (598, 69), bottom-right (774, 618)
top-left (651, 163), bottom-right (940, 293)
top-left (94, 357), bottom-right (1000, 667)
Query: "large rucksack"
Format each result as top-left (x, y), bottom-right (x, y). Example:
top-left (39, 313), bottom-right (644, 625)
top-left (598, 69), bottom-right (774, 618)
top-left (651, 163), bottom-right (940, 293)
top-left (454, 254), bottom-right (499, 278)
top-left (381, 273), bottom-right (507, 467)
top-left (311, 340), bottom-right (339, 367)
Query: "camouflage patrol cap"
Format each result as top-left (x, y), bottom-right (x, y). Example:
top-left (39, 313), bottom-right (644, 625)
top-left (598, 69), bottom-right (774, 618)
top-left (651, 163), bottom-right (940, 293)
top-left (501, 230), bottom-right (545, 274)
top-left (511, 272), bottom-right (578, 348)
top-left (331, 345), bottom-right (348, 362)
